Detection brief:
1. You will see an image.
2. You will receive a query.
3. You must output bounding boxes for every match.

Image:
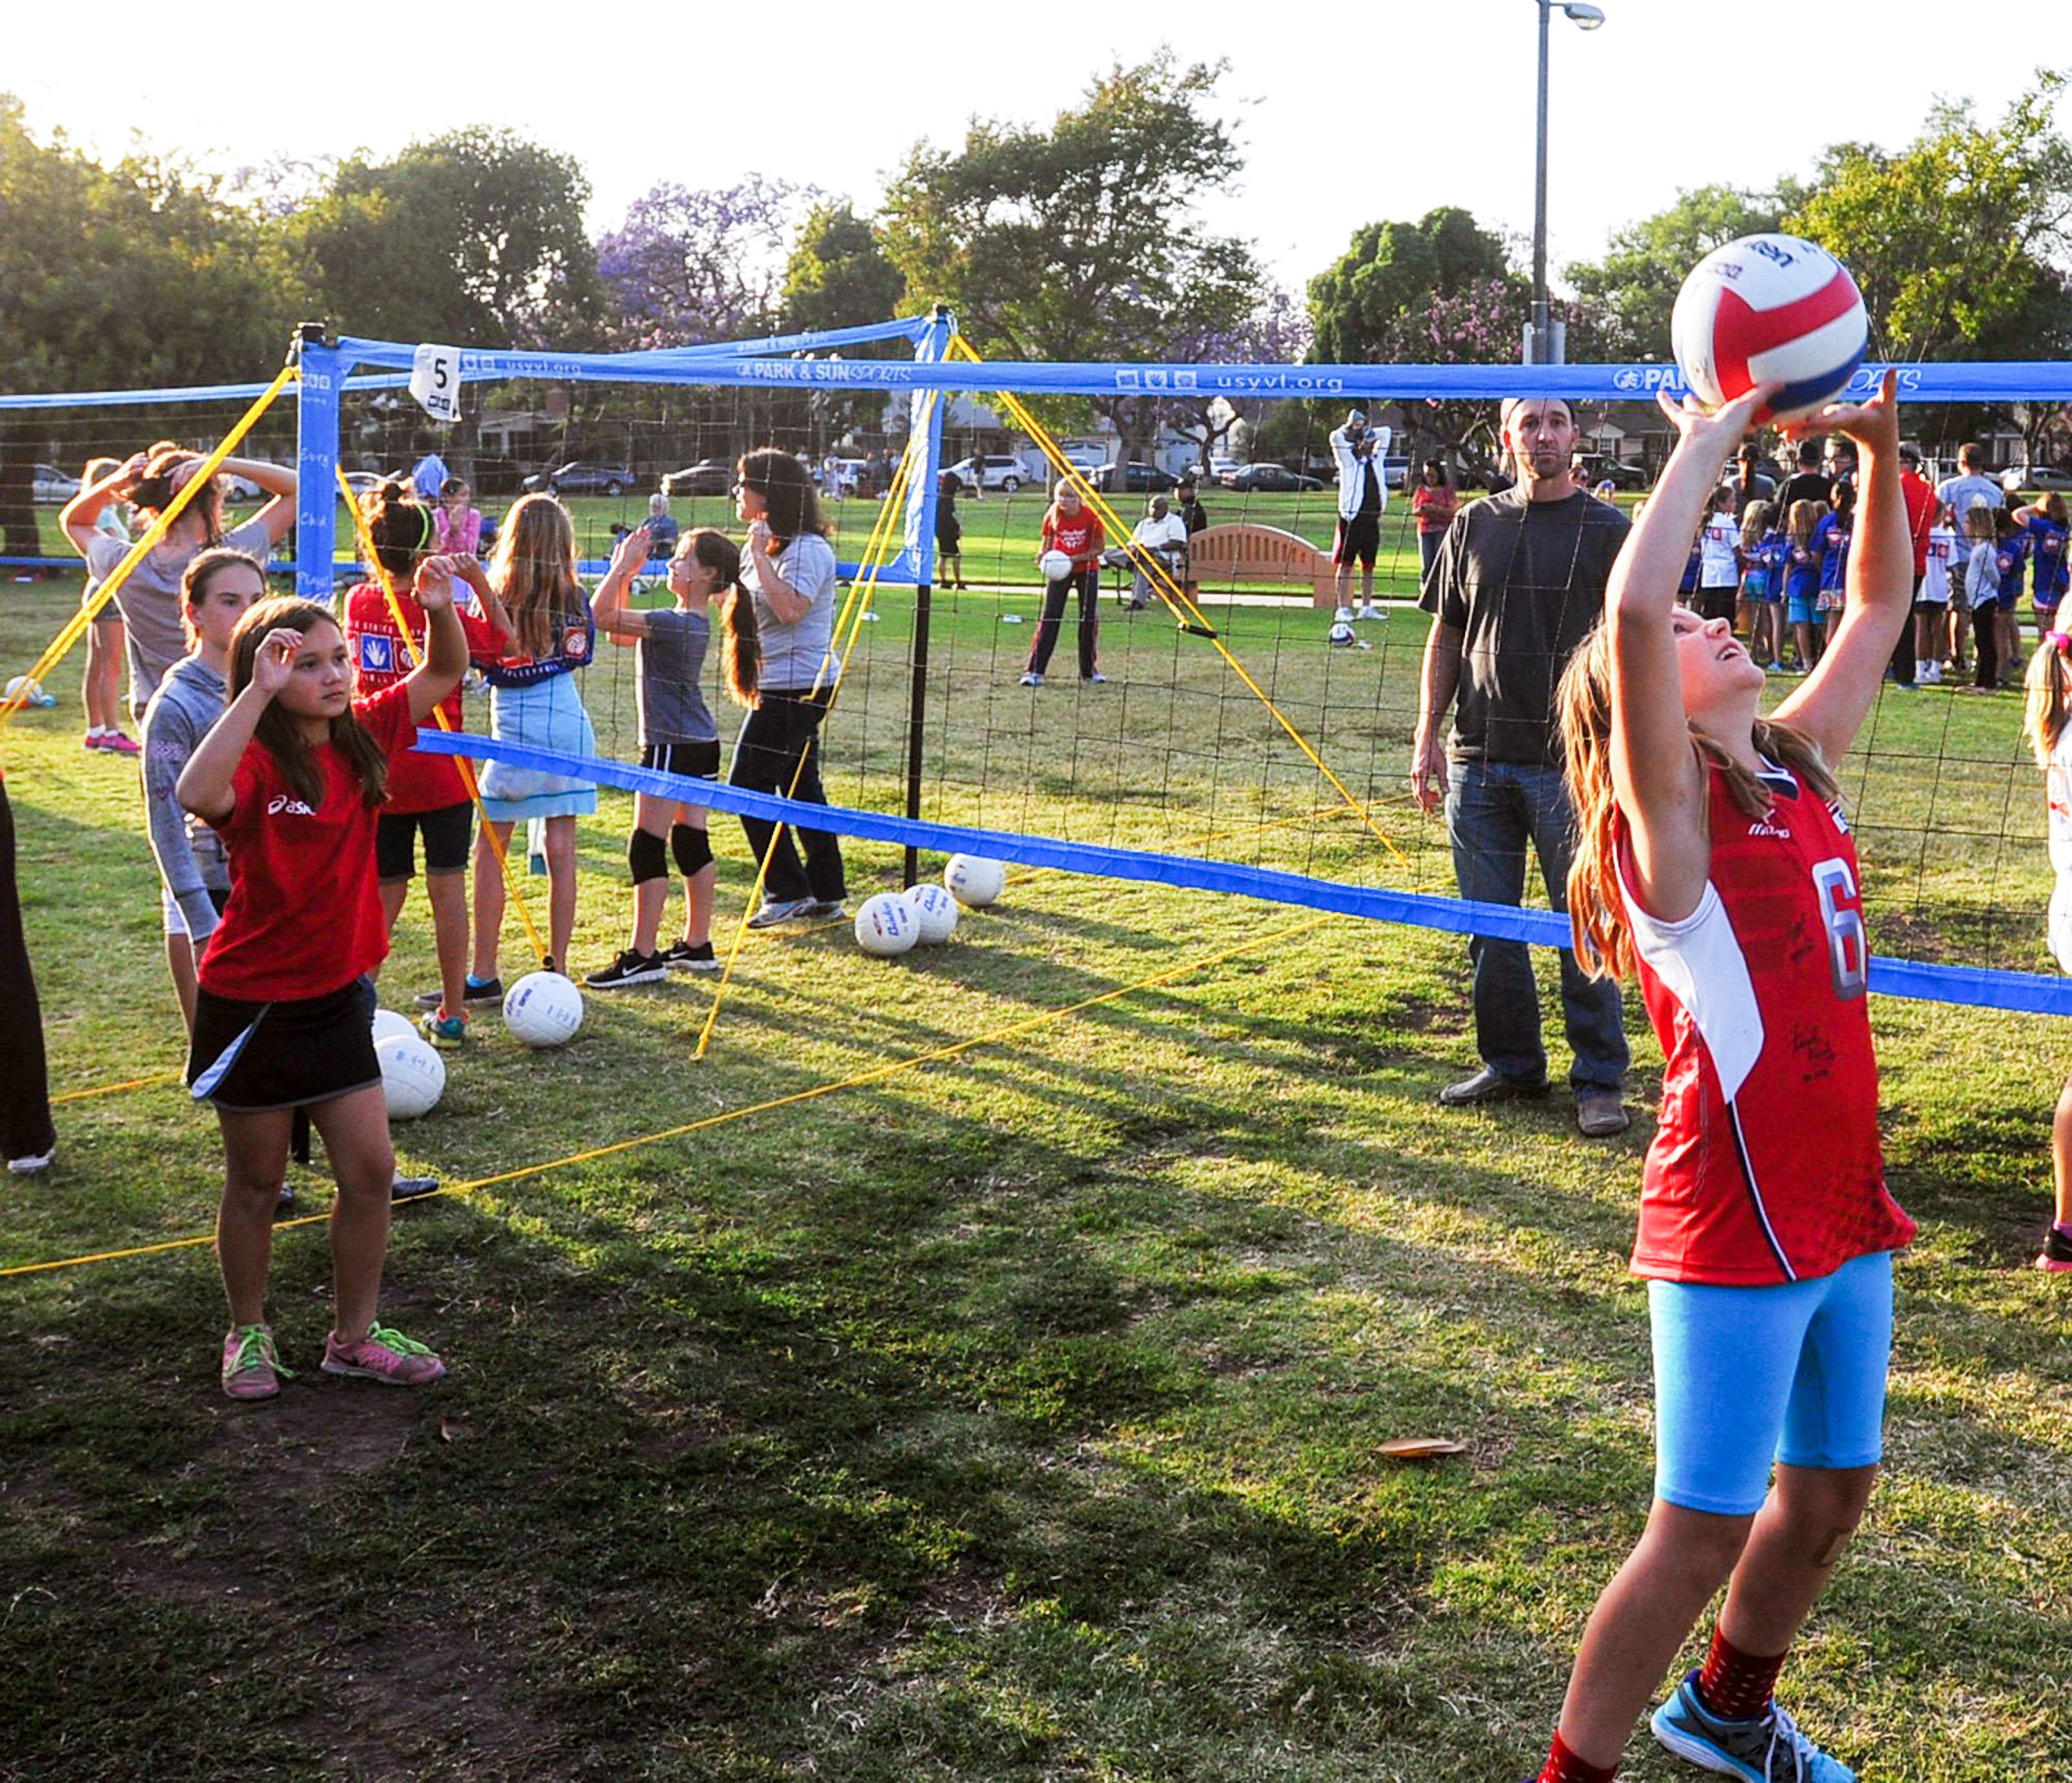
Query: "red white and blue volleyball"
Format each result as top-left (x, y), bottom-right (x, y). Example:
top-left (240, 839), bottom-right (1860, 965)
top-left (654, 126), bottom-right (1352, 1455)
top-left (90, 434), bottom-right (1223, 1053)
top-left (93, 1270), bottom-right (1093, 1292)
top-left (1670, 233), bottom-right (1868, 425)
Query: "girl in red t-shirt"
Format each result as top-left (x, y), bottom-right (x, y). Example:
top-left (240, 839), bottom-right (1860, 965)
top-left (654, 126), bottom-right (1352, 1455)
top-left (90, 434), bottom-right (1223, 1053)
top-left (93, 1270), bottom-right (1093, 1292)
top-left (1521, 373), bottom-right (1911, 1783)
top-left (178, 571), bottom-right (470, 1402)
top-left (1021, 480), bottom-right (1106, 686)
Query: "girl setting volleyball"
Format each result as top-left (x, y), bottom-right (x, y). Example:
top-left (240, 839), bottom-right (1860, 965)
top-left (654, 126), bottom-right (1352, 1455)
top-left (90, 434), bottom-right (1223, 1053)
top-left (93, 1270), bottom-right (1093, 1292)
top-left (176, 558), bottom-right (473, 1400)
top-left (584, 520), bottom-right (762, 987)
top-left (1527, 371), bottom-right (1916, 1783)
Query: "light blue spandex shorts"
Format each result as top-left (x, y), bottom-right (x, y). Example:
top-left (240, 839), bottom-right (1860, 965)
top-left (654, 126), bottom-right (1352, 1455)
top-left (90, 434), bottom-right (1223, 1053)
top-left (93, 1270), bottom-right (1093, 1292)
top-left (1649, 1249), bottom-right (1894, 1516)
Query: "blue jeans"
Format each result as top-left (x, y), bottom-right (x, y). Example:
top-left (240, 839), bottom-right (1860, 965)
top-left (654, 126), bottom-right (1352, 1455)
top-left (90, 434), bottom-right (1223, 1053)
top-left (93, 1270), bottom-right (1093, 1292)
top-left (1445, 757), bottom-right (1628, 1093)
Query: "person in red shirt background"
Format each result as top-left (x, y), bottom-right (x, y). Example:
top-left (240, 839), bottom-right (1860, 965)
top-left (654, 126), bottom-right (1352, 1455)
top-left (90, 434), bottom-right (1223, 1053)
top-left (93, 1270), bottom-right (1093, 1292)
top-left (343, 482), bottom-right (512, 1047)
top-left (1896, 441), bottom-right (1939, 686)
top-left (1409, 459), bottom-right (1460, 593)
top-left (178, 568), bottom-right (470, 1402)
top-left (1021, 479), bottom-right (1107, 687)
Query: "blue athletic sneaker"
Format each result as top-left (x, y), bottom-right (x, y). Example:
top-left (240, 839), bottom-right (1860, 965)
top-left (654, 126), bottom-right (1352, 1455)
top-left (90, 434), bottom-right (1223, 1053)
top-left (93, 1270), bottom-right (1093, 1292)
top-left (1650, 1672), bottom-right (1857, 1781)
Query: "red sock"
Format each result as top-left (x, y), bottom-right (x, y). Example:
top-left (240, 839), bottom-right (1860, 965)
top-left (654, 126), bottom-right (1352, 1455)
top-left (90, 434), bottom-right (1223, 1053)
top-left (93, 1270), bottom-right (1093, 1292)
top-left (1537, 1729), bottom-right (1619, 1783)
top-left (1695, 1625), bottom-right (1788, 1721)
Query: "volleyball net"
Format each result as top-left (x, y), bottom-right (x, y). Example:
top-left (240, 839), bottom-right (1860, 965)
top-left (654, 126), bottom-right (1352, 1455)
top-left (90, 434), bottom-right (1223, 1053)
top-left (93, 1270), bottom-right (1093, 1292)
top-left (6, 323), bottom-right (2072, 1011)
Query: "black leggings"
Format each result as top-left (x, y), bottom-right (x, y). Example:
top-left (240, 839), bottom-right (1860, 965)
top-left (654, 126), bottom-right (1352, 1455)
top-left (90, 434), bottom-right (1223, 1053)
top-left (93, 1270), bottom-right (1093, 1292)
top-left (0, 783), bottom-right (56, 1162)
top-left (729, 689), bottom-right (845, 905)
top-left (1973, 604), bottom-right (2000, 689)
top-left (1027, 569), bottom-right (1100, 678)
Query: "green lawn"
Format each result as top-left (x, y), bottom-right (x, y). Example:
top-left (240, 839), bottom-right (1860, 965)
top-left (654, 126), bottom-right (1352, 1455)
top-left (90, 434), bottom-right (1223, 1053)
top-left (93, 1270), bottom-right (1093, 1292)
top-left (1, 560), bottom-right (2067, 1781)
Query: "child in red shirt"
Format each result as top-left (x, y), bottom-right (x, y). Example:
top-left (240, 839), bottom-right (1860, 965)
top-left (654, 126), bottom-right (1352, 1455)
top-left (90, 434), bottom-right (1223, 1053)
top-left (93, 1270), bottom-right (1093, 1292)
top-left (1022, 480), bottom-right (1107, 686)
top-left (178, 569), bottom-right (470, 1402)
top-left (343, 481), bottom-right (511, 1045)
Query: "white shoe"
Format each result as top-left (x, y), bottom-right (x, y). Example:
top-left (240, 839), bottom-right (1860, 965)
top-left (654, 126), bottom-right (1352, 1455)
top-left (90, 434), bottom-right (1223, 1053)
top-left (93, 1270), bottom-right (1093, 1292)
top-left (8, 1147), bottom-right (54, 1176)
top-left (1356, 602), bottom-right (1383, 620)
top-left (1084, 671), bottom-right (1107, 684)
top-left (1332, 605), bottom-right (1354, 624)
top-left (1925, 660), bottom-right (1942, 683)
top-left (1019, 671), bottom-right (1042, 687)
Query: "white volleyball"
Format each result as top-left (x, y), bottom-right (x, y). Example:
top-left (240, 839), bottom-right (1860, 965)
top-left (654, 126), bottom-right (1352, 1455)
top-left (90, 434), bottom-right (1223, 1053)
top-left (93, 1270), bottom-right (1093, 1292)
top-left (903, 881), bottom-right (960, 945)
top-left (377, 1031), bottom-right (446, 1120)
top-left (943, 854), bottom-right (1006, 908)
top-left (854, 891), bottom-right (920, 957)
top-left (503, 970), bottom-right (584, 1047)
top-left (1670, 233), bottom-right (1868, 426)
top-left (1038, 549), bottom-right (1074, 582)
top-left (370, 1008), bottom-right (417, 1045)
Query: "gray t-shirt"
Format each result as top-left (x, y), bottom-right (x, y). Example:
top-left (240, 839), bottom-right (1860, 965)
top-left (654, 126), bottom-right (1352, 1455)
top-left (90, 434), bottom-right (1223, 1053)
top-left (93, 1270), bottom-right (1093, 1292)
top-left (86, 517), bottom-right (271, 719)
top-left (140, 655), bottom-right (231, 939)
top-left (637, 607), bottom-right (717, 747)
top-left (1937, 473), bottom-right (2004, 526)
top-left (1420, 487), bottom-right (1631, 765)
top-left (744, 533), bottom-right (840, 692)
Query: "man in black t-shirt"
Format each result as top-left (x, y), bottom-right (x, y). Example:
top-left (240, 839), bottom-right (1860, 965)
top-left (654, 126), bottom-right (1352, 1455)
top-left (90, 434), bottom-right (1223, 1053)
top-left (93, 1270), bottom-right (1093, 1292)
top-left (1413, 395), bottom-right (1632, 1136)
top-left (1774, 439), bottom-right (1832, 531)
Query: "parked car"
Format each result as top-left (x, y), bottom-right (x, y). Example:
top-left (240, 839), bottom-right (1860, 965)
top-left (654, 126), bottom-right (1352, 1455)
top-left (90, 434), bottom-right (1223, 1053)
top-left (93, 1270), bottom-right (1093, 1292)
top-left (340, 470), bottom-right (390, 499)
top-left (1579, 456), bottom-right (1651, 491)
top-left (1224, 464), bottom-right (1325, 493)
top-left (816, 457), bottom-right (868, 496)
top-left (1379, 455), bottom-right (1410, 490)
top-left (942, 455), bottom-right (1030, 495)
top-left (524, 461), bottom-right (636, 497)
top-left (660, 459), bottom-right (736, 497)
top-left (1095, 461), bottom-right (1178, 494)
top-left (30, 464), bottom-right (79, 504)
top-left (1207, 455), bottom-right (1240, 483)
top-left (2002, 464), bottom-right (2072, 493)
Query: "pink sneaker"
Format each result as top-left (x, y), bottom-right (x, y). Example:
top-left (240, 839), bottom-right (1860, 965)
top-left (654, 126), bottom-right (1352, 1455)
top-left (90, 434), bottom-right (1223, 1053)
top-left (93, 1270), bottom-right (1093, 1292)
top-left (323, 1322), bottom-right (446, 1386)
top-left (220, 1324), bottom-right (291, 1400)
top-left (101, 730), bottom-right (141, 756)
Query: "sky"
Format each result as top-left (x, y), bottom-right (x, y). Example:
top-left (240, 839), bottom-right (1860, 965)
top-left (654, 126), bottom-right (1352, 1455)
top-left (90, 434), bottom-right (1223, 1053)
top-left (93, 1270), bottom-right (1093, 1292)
top-left (7, 1), bottom-right (2041, 303)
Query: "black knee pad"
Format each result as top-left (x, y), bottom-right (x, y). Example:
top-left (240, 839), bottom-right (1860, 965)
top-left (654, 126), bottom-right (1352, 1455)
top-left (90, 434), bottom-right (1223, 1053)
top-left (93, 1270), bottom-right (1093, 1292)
top-left (629, 828), bottom-right (669, 884)
top-left (671, 823), bottom-right (713, 877)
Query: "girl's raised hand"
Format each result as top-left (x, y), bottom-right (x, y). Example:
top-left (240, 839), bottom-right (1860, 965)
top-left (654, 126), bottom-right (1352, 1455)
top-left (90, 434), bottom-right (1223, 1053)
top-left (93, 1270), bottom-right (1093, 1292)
top-left (1783, 367), bottom-right (1900, 456)
top-left (611, 524), bottom-right (652, 573)
top-left (413, 555), bottom-right (459, 610)
top-left (249, 628), bottom-right (303, 697)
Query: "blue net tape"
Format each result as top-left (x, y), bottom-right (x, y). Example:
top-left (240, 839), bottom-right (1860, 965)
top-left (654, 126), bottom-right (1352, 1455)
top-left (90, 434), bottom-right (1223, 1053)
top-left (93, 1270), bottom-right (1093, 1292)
top-left (410, 732), bottom-right (2072, 1016)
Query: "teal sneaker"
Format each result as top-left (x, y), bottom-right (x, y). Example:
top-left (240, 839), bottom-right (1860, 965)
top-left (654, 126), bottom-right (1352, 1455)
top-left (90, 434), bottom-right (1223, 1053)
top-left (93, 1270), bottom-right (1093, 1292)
top-left (419, 1010), bottom-right (467, 1049)
top-left (1651, 1672), bottom-right (1857, 1781)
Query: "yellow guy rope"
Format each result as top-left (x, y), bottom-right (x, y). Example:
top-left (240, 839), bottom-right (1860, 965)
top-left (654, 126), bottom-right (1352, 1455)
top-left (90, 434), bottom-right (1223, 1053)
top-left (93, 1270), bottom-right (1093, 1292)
top-left (945, 336), bottom-right (1408, 869)
top-left (0, 908), bottom-right (1335, 1280)
top-left (334, 470), bottom-right (548, 969)
top-left (692, 397), bottom-right (939, 1059)
top-left (1, 365), bottom-right (300, 732)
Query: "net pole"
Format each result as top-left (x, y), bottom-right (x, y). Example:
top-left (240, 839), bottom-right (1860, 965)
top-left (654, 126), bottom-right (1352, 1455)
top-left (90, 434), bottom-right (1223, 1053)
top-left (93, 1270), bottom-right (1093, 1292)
top-left (293, 327), bottom-right (340, 600)
top-left (901, 308), bottom-right (954, 887)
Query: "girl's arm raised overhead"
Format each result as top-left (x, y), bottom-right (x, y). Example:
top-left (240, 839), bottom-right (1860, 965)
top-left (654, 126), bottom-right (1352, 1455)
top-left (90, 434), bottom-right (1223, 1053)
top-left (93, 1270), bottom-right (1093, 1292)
top-left (1773, 370), bottom-right (1905, 761)
top-left (1607, 382), bottom-right (1776, 925)
top-left (593, 525), bottom-right (654, 642)
top-left (217, 457), bottom-right (299, 546)
top-left (401, 557), bottom-right (470, 725)
top-left (60, 452), bottom-right (145, 557)
top-left (178, 631), bottom-right (298, 825)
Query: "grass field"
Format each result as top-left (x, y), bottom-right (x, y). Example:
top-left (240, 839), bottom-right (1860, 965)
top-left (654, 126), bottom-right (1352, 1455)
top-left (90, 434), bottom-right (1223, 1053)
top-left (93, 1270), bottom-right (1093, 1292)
top-left (2, 546), bottom-right (2069, 1781)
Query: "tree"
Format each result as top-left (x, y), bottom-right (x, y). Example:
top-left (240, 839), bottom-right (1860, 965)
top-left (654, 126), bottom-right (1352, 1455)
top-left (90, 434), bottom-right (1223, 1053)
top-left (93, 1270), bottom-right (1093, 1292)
top-left (597, 177), bottom-right (821, 350)
top-left (1161, 287), bottom-right (1310, 471)
top-left (881, 54), bottom-right (1268, 465)
top-left (1785, 79), bottom-right (2072, 361)
top-left (0, 95), bottom-right (309, 563)
top-left (781, 201), bottom-right (906, 334)
top-left (291, 128), bottom-right (601, 348)
top-left (1564, 184), bottom-right (1790, 360)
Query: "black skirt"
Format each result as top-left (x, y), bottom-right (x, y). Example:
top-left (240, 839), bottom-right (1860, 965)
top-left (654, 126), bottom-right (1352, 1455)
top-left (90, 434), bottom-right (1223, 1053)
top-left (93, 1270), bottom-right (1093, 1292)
top-left (187, 975), bottom-right (380, 1114)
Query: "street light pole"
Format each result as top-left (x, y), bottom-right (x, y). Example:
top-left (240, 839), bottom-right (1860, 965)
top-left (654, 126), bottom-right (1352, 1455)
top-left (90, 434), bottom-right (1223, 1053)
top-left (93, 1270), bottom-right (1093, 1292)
top-left (1526, 1), bottom-right (1604, 365)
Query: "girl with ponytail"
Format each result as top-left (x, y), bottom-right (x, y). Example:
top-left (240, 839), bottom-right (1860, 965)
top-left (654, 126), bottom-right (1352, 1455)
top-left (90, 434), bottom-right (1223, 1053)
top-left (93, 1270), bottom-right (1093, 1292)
top-left (584, 523), bottom-right (761, 986)
top-left (1526, 373), bottom-right (1918, 1783)
top-left (343, 481), bottom-right (512, 1045)
top-left (2022, 632), bottom-right (2072, 1276)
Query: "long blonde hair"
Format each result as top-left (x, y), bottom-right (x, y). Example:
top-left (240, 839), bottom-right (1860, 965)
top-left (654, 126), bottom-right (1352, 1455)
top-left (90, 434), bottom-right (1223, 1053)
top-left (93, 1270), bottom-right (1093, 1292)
top-left (488, 493), bottom-right (586, 658)
top-left (1557, 622), bottom-right (1840, 980)
top-left (2024, 631), bottom-right (2072, 768)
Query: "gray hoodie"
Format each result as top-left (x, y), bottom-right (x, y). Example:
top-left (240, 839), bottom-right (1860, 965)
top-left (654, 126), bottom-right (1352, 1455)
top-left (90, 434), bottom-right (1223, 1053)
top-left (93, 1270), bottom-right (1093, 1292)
top-left (140, 655), bottom-right (231, 940)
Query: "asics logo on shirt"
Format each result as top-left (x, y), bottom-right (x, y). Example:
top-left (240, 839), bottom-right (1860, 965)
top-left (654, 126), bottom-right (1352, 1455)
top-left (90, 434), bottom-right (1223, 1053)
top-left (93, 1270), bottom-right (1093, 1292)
top-left (1747, 818), bottom-right (1792, 839)
top-left (266, 794), bottom-right (316, 816)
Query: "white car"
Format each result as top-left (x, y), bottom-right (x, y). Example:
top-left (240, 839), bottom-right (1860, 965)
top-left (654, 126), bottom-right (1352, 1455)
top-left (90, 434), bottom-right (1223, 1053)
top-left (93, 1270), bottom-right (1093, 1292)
top-left (30, 464), bottom-right (80, 504)
top-left (944, 455), bottom-right (1030, 495)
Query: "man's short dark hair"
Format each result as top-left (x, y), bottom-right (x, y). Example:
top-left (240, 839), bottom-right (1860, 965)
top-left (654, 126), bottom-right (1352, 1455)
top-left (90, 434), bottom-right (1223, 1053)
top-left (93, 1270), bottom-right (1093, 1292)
top-left (1798, 441), bottom-right (1822, 467)
top-left (1899, 444), bottom-right (1921, 466)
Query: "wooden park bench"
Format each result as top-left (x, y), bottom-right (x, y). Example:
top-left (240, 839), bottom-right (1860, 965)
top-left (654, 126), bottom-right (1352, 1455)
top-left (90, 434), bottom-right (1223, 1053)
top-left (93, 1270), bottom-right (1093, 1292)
top-left (1181, 524), bottom-right (1338, 608)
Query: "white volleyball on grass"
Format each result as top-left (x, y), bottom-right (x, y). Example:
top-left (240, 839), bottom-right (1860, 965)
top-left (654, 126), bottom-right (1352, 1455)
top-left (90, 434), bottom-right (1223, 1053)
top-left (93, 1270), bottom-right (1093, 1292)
top-left (370, 1008), bottom-right (417, 1045)
top-left (854, 891), bottom-right (921, 957)
top-left (943, 854), bottom-right (1006, 908)
top-left (377, 1031), bottom-right (446, 1120)
top-left (5, 676), bottom-right (52, 707)
top-left (903, 881), bottom-right (960, 945)
top-left (503, 970), bottom-right (584, 1047)
top-left (1038, 549), bottom-right (1074, 582)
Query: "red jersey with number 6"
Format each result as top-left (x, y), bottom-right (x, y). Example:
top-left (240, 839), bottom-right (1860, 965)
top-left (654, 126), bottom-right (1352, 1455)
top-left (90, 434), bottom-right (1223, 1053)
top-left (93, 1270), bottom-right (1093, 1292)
top-left (1615, 759), bottom-right (1915, 1286)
